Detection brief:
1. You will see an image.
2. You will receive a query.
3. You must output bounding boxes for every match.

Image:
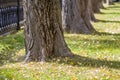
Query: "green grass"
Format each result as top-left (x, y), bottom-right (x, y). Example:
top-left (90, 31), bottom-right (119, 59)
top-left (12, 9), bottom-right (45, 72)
top-left (0, 31), bottom-right (25, 65)
top-left (0, 3), bottom-right (120, 80)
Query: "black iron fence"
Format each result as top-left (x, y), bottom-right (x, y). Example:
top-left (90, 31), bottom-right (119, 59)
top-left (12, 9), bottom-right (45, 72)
top-left (0, 0), bottom-right (24, 35)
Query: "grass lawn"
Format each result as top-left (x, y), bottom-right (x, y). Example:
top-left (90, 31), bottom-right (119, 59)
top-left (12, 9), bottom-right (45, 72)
top-left (0, 3), bottom-right (120, 80)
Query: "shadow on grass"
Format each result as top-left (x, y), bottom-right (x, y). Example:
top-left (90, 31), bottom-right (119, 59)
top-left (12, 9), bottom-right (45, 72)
top-left (49, 54), bottom-right (120, 69)
top-left (97, 20), bottom-right (120, 23)
top-left (94, 31), bottom-right (120, 36)
top-left (0, 54), bottom-right (25, 66)
top-left (100, 12), bottom-right (120, 15)
top-left (9, 55), bottom-right (26, 63)
top-left (65, 32), bottom-right (120, 50)
top-left (108, 5), bottom-right (120, 9)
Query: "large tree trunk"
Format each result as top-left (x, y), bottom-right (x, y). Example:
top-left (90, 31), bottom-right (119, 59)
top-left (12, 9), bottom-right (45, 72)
top-left (23, 0), bottom-right (72, 62)
top-left (62, 0), bottom-right (96, 34)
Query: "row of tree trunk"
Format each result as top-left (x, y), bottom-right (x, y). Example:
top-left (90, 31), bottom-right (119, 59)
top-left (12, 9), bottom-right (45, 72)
top-left (62, 0), bottom-right (105, 34)
top-left (23, 0), bottom-right (107, 62)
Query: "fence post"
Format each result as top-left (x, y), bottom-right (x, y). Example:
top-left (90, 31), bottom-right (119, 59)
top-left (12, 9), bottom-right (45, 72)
top-left (16, 0), bottom-right (20, 30)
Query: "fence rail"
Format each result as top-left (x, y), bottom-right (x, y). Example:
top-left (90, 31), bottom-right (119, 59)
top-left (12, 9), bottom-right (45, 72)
top-left (0, 0), bottom-right (24, 35)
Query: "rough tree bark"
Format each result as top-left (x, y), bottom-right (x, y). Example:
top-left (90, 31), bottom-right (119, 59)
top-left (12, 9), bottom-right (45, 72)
top-left (23, 0), bottom-right (72, 62)
top-left (62, 0), bottom-right (96, 34)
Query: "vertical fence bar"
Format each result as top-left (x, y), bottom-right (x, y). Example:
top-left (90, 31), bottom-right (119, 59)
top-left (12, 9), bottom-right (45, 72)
top-left (16, 0), bottom-right (20, 30)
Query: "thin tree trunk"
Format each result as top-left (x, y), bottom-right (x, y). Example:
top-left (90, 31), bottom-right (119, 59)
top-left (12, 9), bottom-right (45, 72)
top-left (23, 0), bottom-right (72, 63)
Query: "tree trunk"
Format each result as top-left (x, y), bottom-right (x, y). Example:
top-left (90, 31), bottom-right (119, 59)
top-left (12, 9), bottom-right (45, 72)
top-left (89, 0), bottom-right (98, 22)
top-left (62, 0), bottom-right (96, 34)
top-left (23, 0), bottom-right (72, 62)
top-left (91, 0), bottom-right (101, 13)
top-left (106, 0), bottom-right (113, 5)
top-left (99, 0), bottom-right (105, 9)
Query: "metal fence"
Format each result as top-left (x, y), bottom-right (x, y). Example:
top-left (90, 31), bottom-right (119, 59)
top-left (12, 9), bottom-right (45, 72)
top-left (0, 0), bottom-right (24, 35)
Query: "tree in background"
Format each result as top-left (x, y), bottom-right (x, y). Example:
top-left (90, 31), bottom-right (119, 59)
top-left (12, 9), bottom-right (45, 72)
top-left (62, 0), bottom-right (96, 34)
top-left (104, 0), bottom-right (114, 5)
top-left (92, 0), bottom-right (104, 13)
